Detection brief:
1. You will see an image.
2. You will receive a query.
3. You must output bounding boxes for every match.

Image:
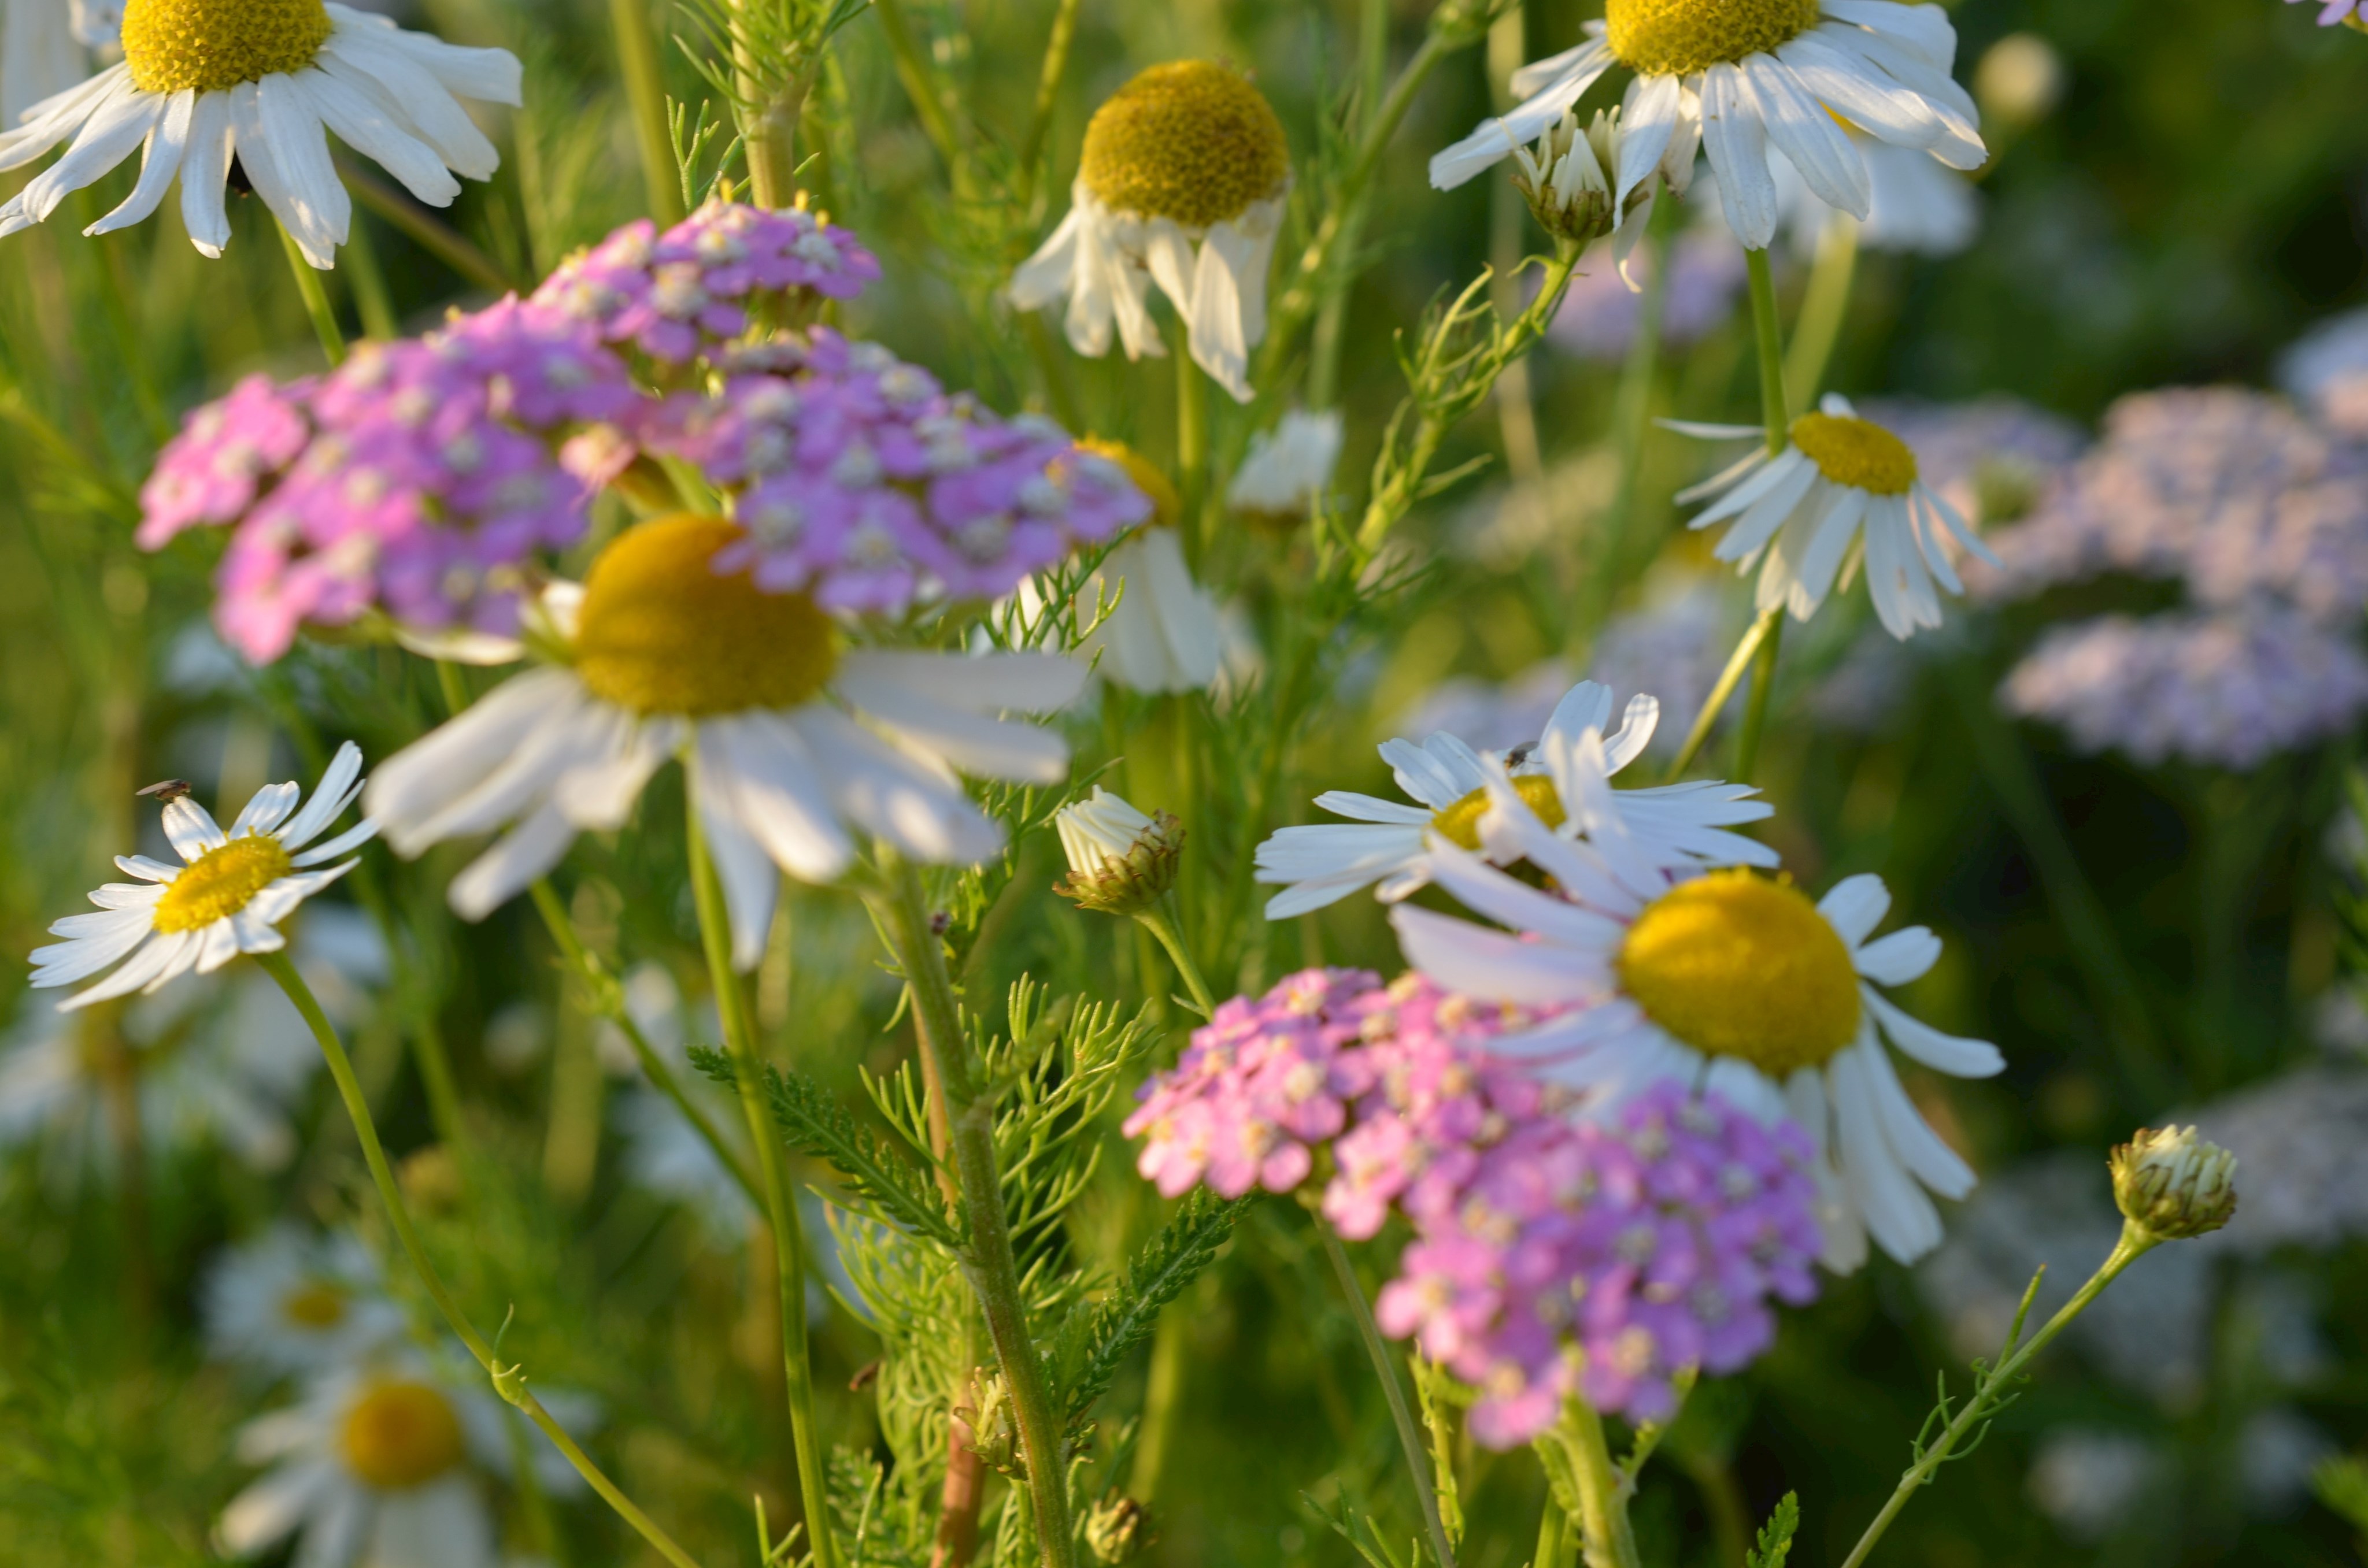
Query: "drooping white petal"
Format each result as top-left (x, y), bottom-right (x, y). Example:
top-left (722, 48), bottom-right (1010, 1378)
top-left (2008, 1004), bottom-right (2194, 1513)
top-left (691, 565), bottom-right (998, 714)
top-left (1816, 873), bottom-right (1891, 947)
top-left (178, 88), bottom-right (234, 255)
top-left (1390, 903), bottom-right (1599, 1006)
top-left (86, 87), bottom-right (194, 235)
top-left (1864, 989), bottom-right (2003, 1077)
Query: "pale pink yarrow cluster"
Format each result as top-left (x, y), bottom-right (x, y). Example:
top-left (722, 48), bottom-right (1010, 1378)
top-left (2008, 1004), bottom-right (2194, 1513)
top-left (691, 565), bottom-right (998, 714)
top-left (532, 200), bottom-right (880, 369)
top-left (639, 329), bottom-right (1150, 611)
top-left (1376, 1082), bottom-right (1822, 1444)
top-left (138, 301), bottom-right (641, 662)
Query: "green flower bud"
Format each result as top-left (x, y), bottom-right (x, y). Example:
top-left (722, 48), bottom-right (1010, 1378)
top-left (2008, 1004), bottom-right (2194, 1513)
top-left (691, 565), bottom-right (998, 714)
top-left (2110, 1125), bottom-right (2238, 1242)
top-left (1086, 1494), bottom-right (1150, 1564)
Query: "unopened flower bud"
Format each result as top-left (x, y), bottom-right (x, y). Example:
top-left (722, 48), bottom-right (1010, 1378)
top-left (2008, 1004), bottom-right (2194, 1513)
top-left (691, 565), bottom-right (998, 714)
top-left (1053, 788), bottom-right (1184, 915)
top-left (1511, 108), bottom-right (1635, 247)
top-left (2110, 1125), bottom-right (2238, 1241)
top-left (1086, 1493), bottom-right (1150, 1564)
top-left (953, 1369), bottom-right (1023, 1477)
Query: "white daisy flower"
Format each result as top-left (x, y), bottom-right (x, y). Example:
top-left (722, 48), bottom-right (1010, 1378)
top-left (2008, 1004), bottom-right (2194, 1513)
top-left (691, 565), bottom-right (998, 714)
top-left (1429, 0), bottom-right (1986, 254)
top-left (1767, 129), bottom-right (1977, 255)
top-left (363, 514), bottom-right (1087, 970)
top-left (1670, 392), bottom-right (2001, 639)
top-left (1391, 760), bottom-right (2003, 1267)
top-left (201, 1224), bottom-right (408, 1378)
top-left (0, 0), bottom-right (522, 268)
top-left (1253, 679), bottom-right (1774, 919)
top-left (218, 1352), bottom-right (584, 1568)
top-left (2, 0), bottom-right (115, 123)
top-left (1226, 408), bottom-right (1344, 527)
top-left (29, 743), bottom-right (378, 1012)
top-left (1010, 60), bottom-right (1291, 403)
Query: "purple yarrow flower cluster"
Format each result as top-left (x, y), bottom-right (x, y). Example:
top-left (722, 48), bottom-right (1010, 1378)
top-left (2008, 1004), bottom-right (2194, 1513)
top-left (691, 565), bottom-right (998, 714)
top-left (532, 201), bottom-right (880, 369)
top-left (1375, 1082), bottom-right (1822, 1445)
top-left (1858, 395), bottom-right (2087, 530)
top-left (639, 329), bottom-right (1150, 612)
top-left (2000, 609), bottom-right (2368, 770)
top-left (1971, 388), bottom-right (2368, 610)
top-left (137, 301), bottom-right (641, 663)
top-left (1548, 228), bottom-right (1747, 361)
top-left (1123, 972), bottom-right (1823, 1445)
top-left (2280, 307), bottom-right (2368, 442)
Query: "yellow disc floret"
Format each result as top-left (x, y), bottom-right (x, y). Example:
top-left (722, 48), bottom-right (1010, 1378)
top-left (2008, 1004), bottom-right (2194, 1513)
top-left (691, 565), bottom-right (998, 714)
top-left (1079, 61), bottom-right (1290, 229)
top-left (338, 1381), bottom-right (466, 1490)
top-left (1789, 412), bottom-right (1919, 496)
top-left (1431, 775), bottom-right (1567, 851)
top-left (1615, 869), bottom-right (1860, 1074)
top-left (123, 0), bottom-right (334, 94)
top-left (1605, 0), bottom-right (1823, 76)
top-left (154, 835), bottom-right (294, 933)
top-left (1078, 438), bottom-right (1182, 530)
top-left (573, 514), bottom-right (839, 718)
top-left (280, 1281), bottom-right (349, 1329)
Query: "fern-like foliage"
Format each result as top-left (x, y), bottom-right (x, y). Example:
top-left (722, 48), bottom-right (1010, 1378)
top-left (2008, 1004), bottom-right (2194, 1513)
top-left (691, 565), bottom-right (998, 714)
top-left (1745, 1492), bottom-right (1800, 1568)
top-left (1050, 1190), bottom-right (1246, 1428)
top-left (689, 1047), bottom-right (959, 1247)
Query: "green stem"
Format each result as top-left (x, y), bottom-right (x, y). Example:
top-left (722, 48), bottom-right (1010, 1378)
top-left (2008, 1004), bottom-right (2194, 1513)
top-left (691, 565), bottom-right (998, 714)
top-left (684, 793), bottom-right (840, 1568)
top-left (610, 0), bottom-right (686, 225)
top-left (1660, 607), bottom-right (1779, 783)
top-left (276, 218), bottom-right (346, 368)
top-left (1781, 216), bottom-right (1859, 413)
top-left (1555, 1401), bottom-right (1641, 1568)
top-left (874, 854), bottom-right (1078, 1568)
top-left (1170, 316), bottom-right (1210, 562)
top-left (1838, 1229), bottom-right (2157, 1568)
top-left (1307, 0), bottom-right (1393, 407)
top-left (1572, 212), bottom-right (1673, 650)
top-left (1316, 1215), bottom-right (1459, 1568)
top-left (343, 214), bottom-right (400, 340)
top-left (730, 0), bottom-right (811, 210)
top-left (1731, 615), bottom-right (1785, 785)
top-left (528, 878), bottom-right (764, 1211)
top-left (1013, 0), bottom-right (1084, 208)
top-left (1743, 247), bottom-right (1788, 455)
top-left (1533, 1487), bottom-right (1568, 1568)
top-left (1133, 898), bottom-right (1216, 1016)
top-left (1126, 1307), bottom-right (1190, 1502)
top-left (253, 951), bottom-right (704, 1568)
top-left (337, 158), bottom-right (523, 295)
top-left (874, 0), bottom-right (965, 181)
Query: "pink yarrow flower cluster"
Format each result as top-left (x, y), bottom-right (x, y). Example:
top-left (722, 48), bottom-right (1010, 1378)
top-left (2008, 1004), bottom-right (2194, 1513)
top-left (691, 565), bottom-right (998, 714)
top-left (138, 301), bottom-right (641, 663)
top-left (1123, 969), bottom-right (1823, 1445)
top-left (532, 199), bottom-right (880, 368)
top-left (639, 329), bottom-right (1151, 611)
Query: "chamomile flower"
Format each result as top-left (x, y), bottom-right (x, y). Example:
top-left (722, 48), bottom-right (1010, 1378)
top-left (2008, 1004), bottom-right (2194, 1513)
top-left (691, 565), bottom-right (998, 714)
top-left (3, 0), bottom-right (115, 122)
top-left (1010, 61), bottom-right (1291, 402)
top-left (1253, 679), bottom-right (1773, 919)
top-left (1045, 439), bottom-right (1222, 694)
top-left (0, 0), bottom-right (522, 268)
top-left (1391, 760), bottom-right (2003, 1267)
top-left (1227, 409), bottom-right (1344, 529)
top-left (363, 514), bottom-right (1087, 969)
top-left (29, 744), bottom-right (377, 1012)
top-left (217, 1352), bottom-right (583, 1568)
top-left (1430, 0), bottom-right (1987, 253)
top-left (201, 1224), bottom-right (407, 1378)
top-left (1673, 393), bottom-right (2000, 638)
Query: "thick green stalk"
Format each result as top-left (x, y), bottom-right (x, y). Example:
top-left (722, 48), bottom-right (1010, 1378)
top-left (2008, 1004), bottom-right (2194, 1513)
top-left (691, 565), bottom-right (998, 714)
top-left (1554, 1401), bottom-right (1641, 1568)
top-left (1126, 1307), bottom-right (1191, 1501)
top-left (875, 855), bottom-right (1078, 1568)
top-left (1744, 247), bottom-right (1789, 455)
top-left (1731, 616), bottom-right (1785, 785)
top-left (1838, 1229), bottom-right (2156, 1568)
top-left (1170, 316), bottom-right (1211, 561)
top-left (610, 0), bottom-right (686, 225)
top-left (254, 951), bottom-right (704, 1568)
top-left (528, 878), bottom-right (763, 1210)
top-left (1781, 215), bottom-right (1859, 412)
top-left (684, 796), bottom-right (840, 1568)
top-left (1533, 1487), bottom-right (1569, 1568)
top-left (1660, 607), bottom-right (1780, 782)
top-left (276, 220), bottom-right (347, 368)
top-left (1317, 1217), bottom-right (1458, 1568)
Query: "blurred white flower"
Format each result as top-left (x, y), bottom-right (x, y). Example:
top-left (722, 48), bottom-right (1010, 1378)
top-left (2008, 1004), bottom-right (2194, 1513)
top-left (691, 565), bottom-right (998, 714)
top-left (2, 0), bottom-right (110, 124)
top-left (2027, 1429), bottom-right (2162, 1541)
top-left (1227, 409), bottom-right (1343, 525)
top-left (202, 1224), bottom-right (408, 1378)
top-left (1770, 131), bottom-right (1979, 255)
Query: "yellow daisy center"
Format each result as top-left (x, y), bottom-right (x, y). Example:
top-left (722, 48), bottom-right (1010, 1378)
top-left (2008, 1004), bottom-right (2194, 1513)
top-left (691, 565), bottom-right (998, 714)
top-left (153, 835), bottom-right (294, 933)
top-left (1788, 412), bottom-right (1919, 496)
top-left (280, 1281), bottom-right (350, 1329)
top-left (1605, 0), bottom-right (1823, 76)
top-left (1079, 61), bottom-right (1290, 229)
top-left (1615, 869), bottom-right (1860, 1075)
top-left (122, 0), bottom-right (334, 95)
top-left (338, 1380), bottom-right (467, 1490)
top-left (1431, 774), bottom-right (1567, 851)
top-left (1078, 438), bottom-right (1181, 530)
top-left (572, 514), bottom-right (839, 718)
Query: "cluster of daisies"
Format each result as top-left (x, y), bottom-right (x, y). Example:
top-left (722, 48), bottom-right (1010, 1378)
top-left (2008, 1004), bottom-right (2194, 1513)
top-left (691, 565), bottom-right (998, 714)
top-left (200, 1225), bottom-right (583, 1568)
top-left (1977, 387), bottom-right (2368, 768)
top-left (1126, 967), bottom-right (1823, 1443)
